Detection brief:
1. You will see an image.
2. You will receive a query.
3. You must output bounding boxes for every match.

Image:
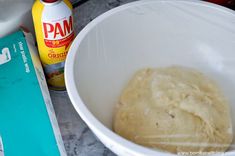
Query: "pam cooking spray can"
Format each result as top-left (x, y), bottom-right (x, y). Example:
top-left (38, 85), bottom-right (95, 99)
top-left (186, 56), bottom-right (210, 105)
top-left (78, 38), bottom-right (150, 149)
top-left (32, 0), bottom-right (74, 90)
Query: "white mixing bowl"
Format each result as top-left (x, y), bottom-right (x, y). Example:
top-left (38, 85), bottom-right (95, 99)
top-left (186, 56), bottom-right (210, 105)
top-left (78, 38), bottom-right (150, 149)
top-left (65, 1), bottom-right (235, 155)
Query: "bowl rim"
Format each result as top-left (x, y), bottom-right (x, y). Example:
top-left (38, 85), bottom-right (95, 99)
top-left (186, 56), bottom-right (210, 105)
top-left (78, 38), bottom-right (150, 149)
top-left (65, 0), bottom-right (235, 155)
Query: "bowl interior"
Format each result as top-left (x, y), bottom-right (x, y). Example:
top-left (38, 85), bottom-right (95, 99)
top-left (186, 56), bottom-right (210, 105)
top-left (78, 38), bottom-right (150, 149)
top-left (71, 0), bottom-right (235, 152)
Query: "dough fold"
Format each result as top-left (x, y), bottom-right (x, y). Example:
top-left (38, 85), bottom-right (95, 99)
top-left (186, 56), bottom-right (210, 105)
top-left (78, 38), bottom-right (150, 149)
top-left (113, 66), bottom-right (233, 153)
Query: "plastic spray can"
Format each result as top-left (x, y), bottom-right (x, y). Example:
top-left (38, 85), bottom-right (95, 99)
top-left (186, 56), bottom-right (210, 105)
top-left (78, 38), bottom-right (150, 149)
top-left (32, 0), bottom-right (74, 90)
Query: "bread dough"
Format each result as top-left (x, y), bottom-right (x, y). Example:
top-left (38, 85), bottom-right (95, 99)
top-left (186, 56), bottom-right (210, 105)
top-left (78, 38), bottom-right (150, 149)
top-left (113, 66), bottom-right (233, 154)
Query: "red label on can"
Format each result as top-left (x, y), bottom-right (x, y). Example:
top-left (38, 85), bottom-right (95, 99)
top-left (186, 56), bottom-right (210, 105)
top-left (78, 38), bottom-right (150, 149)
top-left (43, 15), bottom-right (74, 48)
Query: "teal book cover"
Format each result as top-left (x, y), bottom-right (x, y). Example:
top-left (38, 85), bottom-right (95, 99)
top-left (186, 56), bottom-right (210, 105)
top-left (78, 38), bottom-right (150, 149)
top-left (0, 31), bottom-right (66, 156)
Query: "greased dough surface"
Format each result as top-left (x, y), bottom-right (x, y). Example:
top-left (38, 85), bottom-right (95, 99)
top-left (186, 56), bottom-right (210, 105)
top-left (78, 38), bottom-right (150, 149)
top-left (113, 66), bottom-right (233, 153)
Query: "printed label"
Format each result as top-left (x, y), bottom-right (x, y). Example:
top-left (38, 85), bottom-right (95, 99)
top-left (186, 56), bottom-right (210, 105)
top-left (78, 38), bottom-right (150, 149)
top-left (39, 1), bottom-right (74, 65)
top-left (0, 48), bottom-right (11, 65)
top-left (43, 15), bottom-right (74, 49)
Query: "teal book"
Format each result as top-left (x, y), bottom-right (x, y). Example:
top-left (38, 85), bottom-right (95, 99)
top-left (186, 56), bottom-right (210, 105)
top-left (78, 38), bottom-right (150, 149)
top-left (0, 30), bottom-right (66, 156)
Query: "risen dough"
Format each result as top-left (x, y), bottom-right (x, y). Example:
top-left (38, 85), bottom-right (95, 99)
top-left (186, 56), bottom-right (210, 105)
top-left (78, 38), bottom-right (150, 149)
top-left (113, 66), bottom-right (233, 154)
